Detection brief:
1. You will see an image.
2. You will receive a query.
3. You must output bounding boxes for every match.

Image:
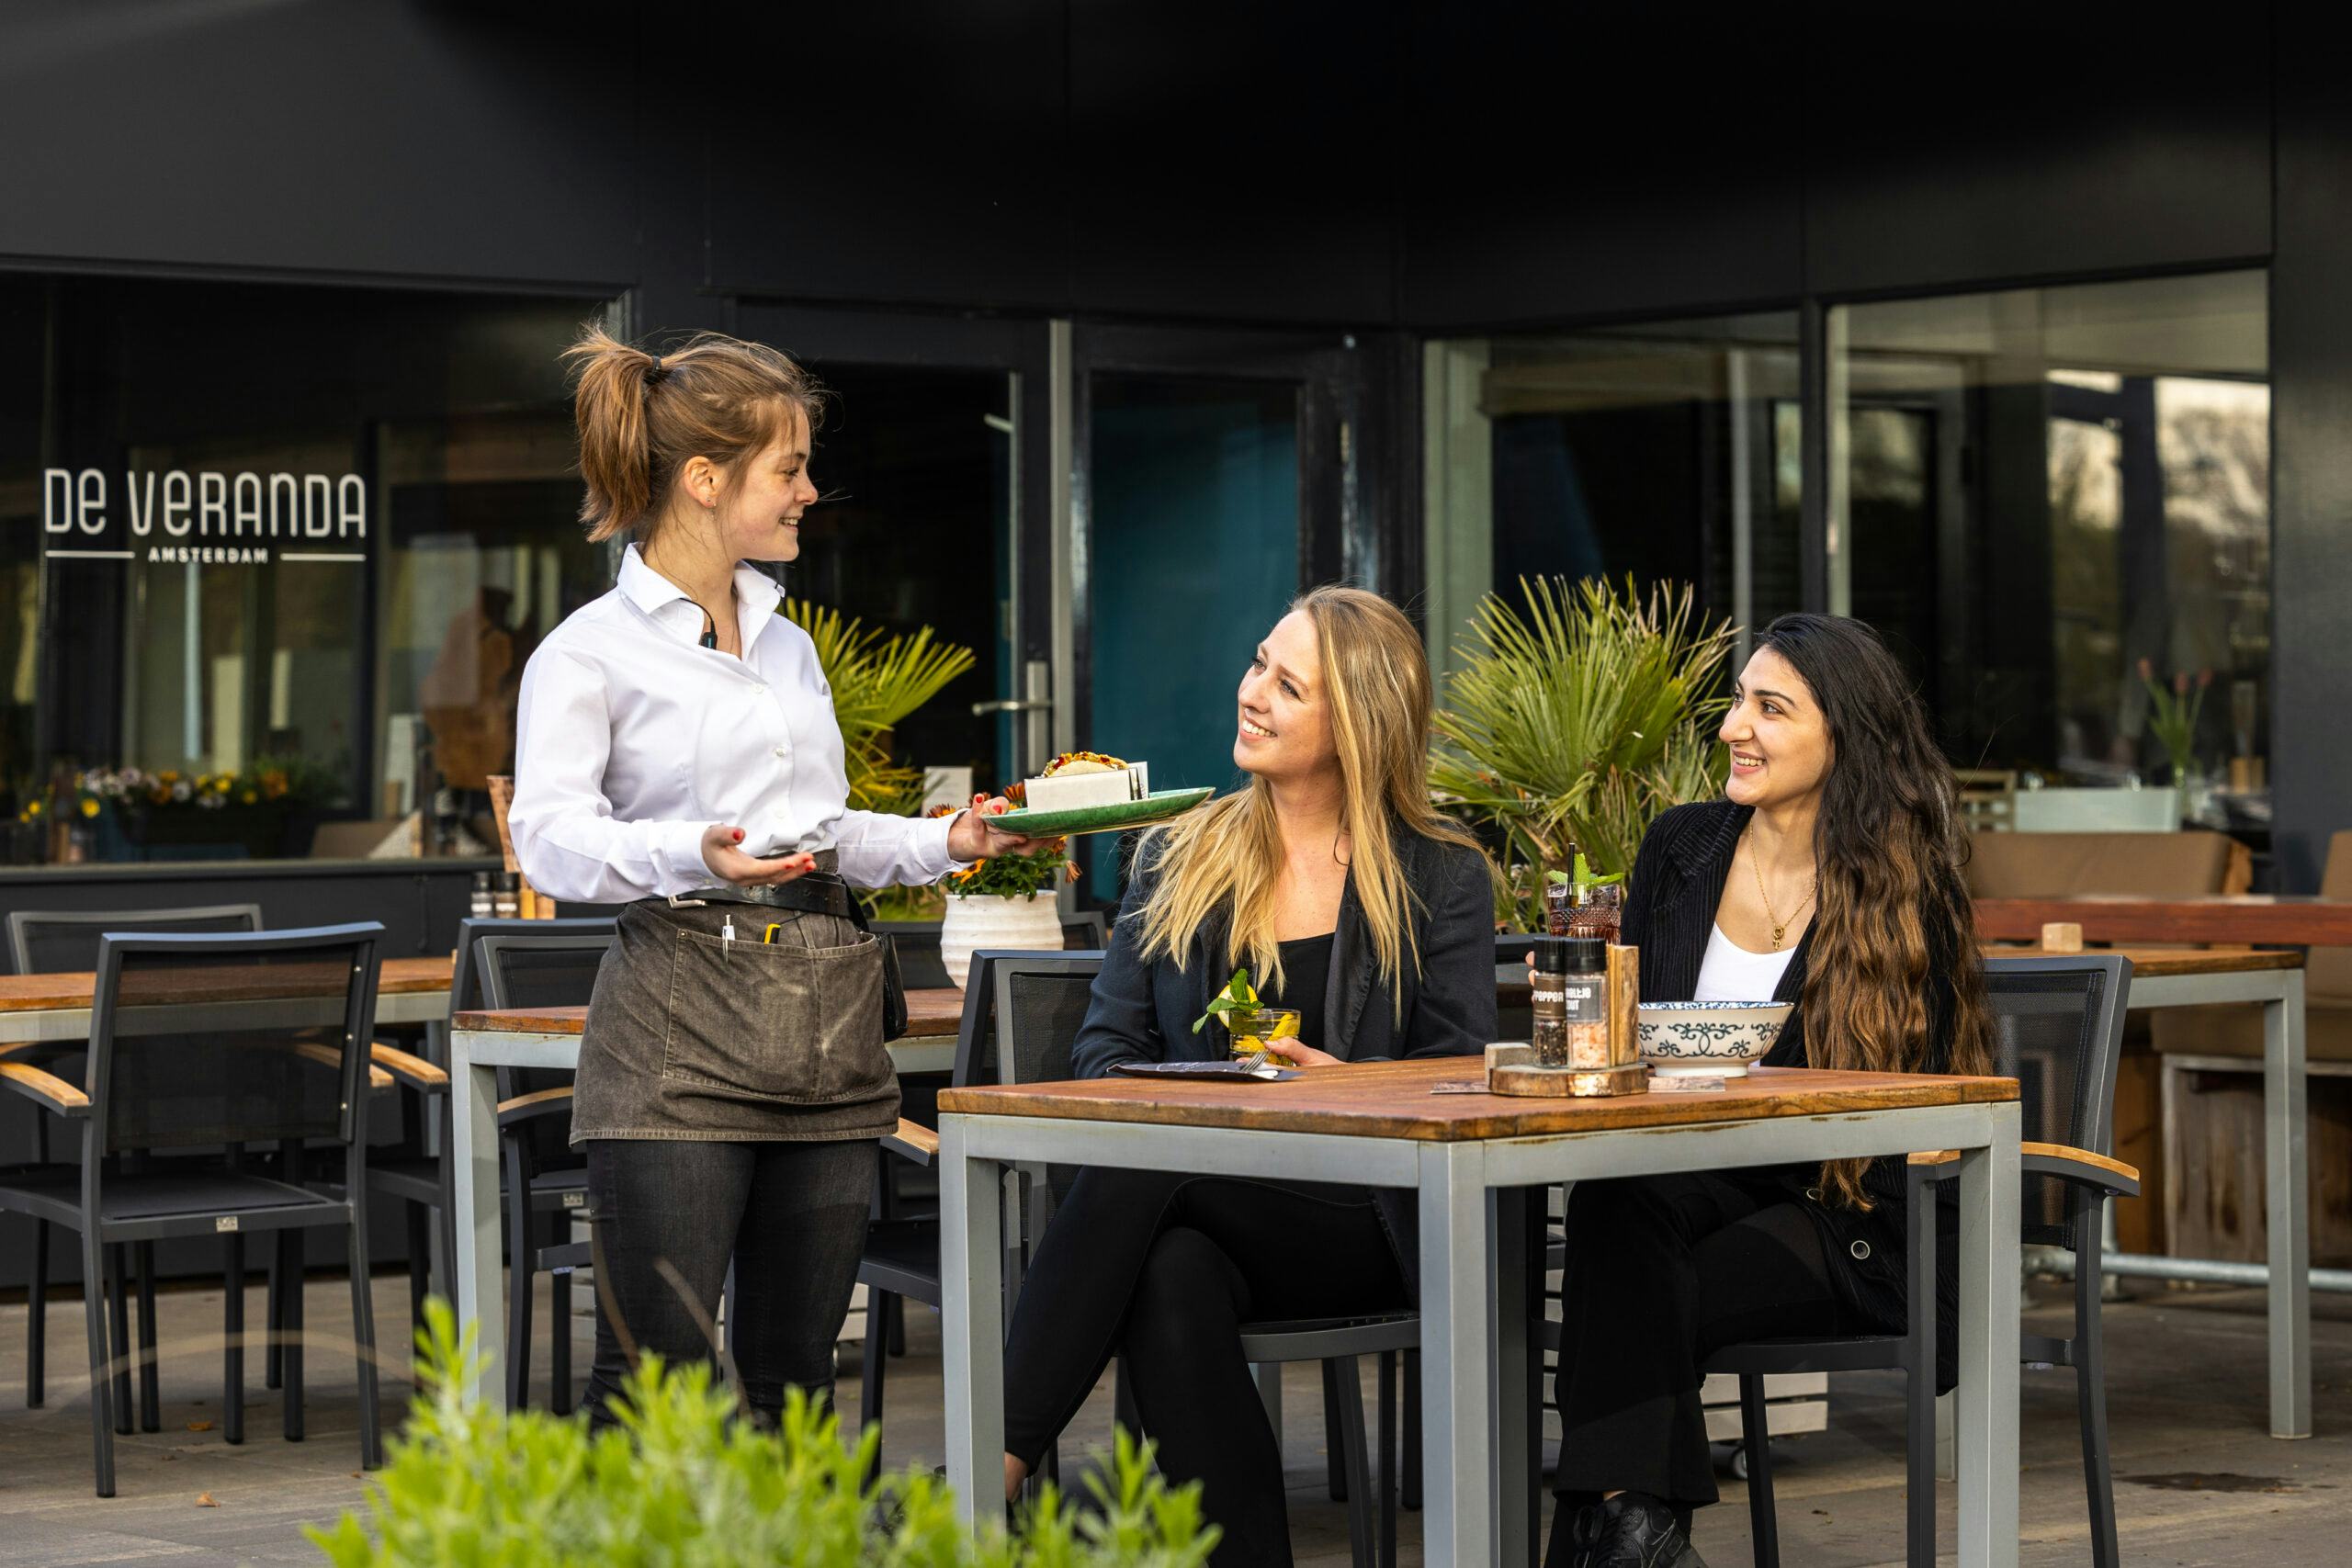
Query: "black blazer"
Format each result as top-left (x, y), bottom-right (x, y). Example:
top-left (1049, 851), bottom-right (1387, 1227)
top-left (1623, 798), bottom-right (1972, 1382)
top-left (1071, 822), bottom-right (1498, 1301)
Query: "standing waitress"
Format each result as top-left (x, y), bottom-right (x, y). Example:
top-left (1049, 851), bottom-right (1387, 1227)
top-left (509, 326), bottom-right (1035, 1427)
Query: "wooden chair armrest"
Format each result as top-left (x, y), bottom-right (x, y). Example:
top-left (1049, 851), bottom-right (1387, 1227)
top-left (1908, 1141), bottom-right (2141, 1196)
top-left (368, 1042), bottom-right (448, 1090)
top-left (287, 1040), bottom-right (393, 1091)
top-left (882, 1117), bottom-right (939, 1167)
top-left (496, 1084), bottom-right (574, 1129)
top-left (0, 1061), bottom-right (91, 1117)
top-left (2021, 1142), bottom-right (2141, 1197)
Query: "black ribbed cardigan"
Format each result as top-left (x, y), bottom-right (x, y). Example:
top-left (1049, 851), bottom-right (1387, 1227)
top-left (1622, 798), bottom-right (1969, 1388)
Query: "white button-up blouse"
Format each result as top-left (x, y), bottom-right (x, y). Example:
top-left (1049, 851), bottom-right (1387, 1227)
top-left (508, 546), bottom-right (960, 905)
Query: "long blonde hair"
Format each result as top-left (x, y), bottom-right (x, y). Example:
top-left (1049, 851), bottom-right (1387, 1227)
top-left (1128, 586), bottom-right (1482, 1002)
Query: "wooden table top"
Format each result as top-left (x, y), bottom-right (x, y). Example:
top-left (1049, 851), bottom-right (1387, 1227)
top-left (1975, 896), bottom-right (2352, 947)
top-left (936, 1056), bottom-right (2016, 1143)
top-left (454, 986), bottom-right (967, 1041)
top-left (0, 954), bottom-right (456, 1014)
top-left (1978, 944), bottom-right (2301, 977)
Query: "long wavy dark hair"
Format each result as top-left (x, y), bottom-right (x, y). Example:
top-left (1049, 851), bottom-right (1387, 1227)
top-left (1756, 614), bottom-right (1994, 1209)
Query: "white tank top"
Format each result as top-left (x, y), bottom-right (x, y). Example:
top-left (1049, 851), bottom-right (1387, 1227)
top-left (1694, 923), bottom-right (1797, 1003)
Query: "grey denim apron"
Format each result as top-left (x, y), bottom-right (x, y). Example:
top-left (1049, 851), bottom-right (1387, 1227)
top-left (569, 854), bottom-right (899, 1145)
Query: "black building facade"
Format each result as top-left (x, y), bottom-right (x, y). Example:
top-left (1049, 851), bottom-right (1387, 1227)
top-left (3, 0), bottom-right (2344, 922)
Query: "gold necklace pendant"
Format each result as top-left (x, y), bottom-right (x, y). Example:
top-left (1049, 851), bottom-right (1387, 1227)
top-left (1748, 829), bottom-right (1813, 952)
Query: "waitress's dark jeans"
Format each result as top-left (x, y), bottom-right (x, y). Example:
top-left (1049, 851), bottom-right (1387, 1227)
top-left (1002, 1166), bottom-right (1409, 1568)
top-left (580, 1136), bottom-right (872, 1429)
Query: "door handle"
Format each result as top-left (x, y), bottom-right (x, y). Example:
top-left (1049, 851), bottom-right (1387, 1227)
top-left (971, 698), bottom-right (1052, 716)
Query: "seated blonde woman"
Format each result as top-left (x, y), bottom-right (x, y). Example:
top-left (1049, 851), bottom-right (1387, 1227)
top-left (996, 586), bottom-right (1497, 1568)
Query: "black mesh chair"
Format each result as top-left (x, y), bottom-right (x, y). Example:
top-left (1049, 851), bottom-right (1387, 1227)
top-left (864, 912), bottom-right (1108, 1354)
top-left (0, 923), bottom-right (390, 1495)
top-left (5, 904), bottom-right (263, 1428)
top-left (353, 917), bottom-right (615, 1340)
top-left (861, 948), bottom-right (1409, 1568)
top-left (1668, 953), bottom-right (2137, 1568)
top-left (857, 949), bottom-right (1102, 1473)
top-left (474, 931), bottom-right (616, 1414)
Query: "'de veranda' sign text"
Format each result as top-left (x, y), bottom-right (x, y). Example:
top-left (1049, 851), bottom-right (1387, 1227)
top-left (42, 467), bottom-right (368, 565)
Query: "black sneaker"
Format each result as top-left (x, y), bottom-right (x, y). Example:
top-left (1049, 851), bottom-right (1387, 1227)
top-left (1564, 1491), bottom-right (1707, 1568)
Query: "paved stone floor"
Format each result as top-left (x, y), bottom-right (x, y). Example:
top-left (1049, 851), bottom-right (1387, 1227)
top-left (0, 1269), bottom-right (2346, 1564)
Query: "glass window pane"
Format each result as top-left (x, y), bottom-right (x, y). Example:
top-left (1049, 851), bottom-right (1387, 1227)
top-left (1831, 270), bottom-right (2269, 828)
top-left (0, 276), bottom-right (608, 866)
top-left (1424, 311), bottom-right (1802, 682)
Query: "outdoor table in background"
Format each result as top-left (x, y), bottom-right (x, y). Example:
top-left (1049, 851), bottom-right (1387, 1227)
top-left (0, 953), bottom-right (457, 1046)
top-left (1973, 894), bottom-right (2352, 947)
top-left (1979, 942), bottom-right (2313, 1439)
top-left (447, 989), bottom-right (966, 1405)
top-left (936, 1057), bottom-right (2023, 1568)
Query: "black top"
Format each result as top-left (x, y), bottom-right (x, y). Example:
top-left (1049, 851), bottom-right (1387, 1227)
top-left (1267, 931), bottom-right (1338, 1053)
top-left (1069, 821), bottom-right (1498, 1303)
top-left (1623, 798), bottom-right (1973, 1387)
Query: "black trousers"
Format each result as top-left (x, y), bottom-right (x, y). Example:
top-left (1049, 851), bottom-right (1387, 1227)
top-left (579, 1136), bottom-right (872, 1430)
top-left (1002, 1166), bottom-right (1410, 1568)
top-left (1544, 1169), bottom-right (1847, 1563)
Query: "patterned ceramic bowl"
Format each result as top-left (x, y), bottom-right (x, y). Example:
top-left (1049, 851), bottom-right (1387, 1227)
top-left (1635, 1000), bottom-right (1794, 1077)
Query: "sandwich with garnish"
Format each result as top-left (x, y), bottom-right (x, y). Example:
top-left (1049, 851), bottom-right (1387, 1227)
top-left (1015, 750), bottom-right (1151, 813)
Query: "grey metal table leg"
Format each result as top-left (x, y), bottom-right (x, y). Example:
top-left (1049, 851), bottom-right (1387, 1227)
top-left (942, 1117), bottom-right (1007, 1532)
top-left (449, 1033), bottom-right (504, 1408)
top-left (1418, 1142), bottom-right (1493, 1567)
top-left (1493, 1186), bottom-right (1532, 1568)
top-left (2264, 975), bottom-right (2312, 1439)
top-left (1954, 1105), bottom-right (2022, 1568)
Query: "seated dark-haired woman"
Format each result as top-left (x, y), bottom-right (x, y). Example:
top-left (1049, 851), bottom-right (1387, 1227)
top-left (996, 586), bottom-right (1498, 1568)
top-left (1544, 613), bottom-right (1994, 1568)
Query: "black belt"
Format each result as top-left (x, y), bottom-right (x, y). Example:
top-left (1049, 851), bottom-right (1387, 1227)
top-left (664, 874), bottom-right (857, 920)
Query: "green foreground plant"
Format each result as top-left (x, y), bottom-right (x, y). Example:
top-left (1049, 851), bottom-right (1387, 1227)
top-left (1430, 576), bottom-right (1735, 931)
top-left (311, 1302), bottom-right (1217, 1568)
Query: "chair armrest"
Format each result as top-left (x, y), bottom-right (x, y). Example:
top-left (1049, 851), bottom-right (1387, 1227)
top-left (369, 1042), bottom-right (448, 1091)
top-left (287, 1040), bottom-right (394, 1091)
top-left (1908, 1141), bottom-right (2140, 1198)
top-left (2022, 1144), bottom-right (2140, 1199)
top-left (0, 1061), bottom-right (91, 1118)
top-left (882, 1118), bottom-right (939, 1167)
top-left (496, 1084), bottom-right (574, 1130)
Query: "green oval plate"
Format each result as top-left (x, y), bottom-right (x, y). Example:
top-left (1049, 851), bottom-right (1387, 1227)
top-left (986, 786), bottom-right (1215, 838)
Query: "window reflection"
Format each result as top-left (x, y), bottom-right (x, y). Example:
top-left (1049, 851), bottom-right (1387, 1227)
top-left (0, 276), bottom-right (608, 864)
top-left (1833, 270), bottom-right (2269, 829)
top-left (1424, 313), bottom-right (1802, 680)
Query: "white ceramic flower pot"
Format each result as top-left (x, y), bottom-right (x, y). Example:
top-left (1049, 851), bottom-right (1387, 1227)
top-left (938, 892), bottom-right (1065, 989)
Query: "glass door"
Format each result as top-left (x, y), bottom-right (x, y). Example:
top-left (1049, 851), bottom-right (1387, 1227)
top-left (732, 306), bottom-right (1056, 816)
top-left (1070, 325), bottom-right (1369, 900)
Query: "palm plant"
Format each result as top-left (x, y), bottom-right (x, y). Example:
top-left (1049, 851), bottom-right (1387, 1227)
top-left (1430, 576), bottom-right (1736, 931)
top-left (782, 598), bottom-right (976, 818)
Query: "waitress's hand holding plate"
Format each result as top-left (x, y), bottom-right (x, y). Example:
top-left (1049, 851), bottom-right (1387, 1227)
top-left (701, 825), bottom-right (819, 886)
top-left (947, 793), bottom-right (1054, 859)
